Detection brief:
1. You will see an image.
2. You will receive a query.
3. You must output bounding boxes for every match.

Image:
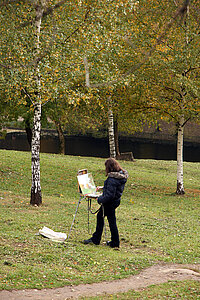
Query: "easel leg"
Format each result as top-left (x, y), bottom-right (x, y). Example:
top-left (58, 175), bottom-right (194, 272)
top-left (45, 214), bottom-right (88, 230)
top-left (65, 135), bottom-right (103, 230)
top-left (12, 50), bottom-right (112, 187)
top-left (87, 199), bottom-right (90, 234)
top-left (67, 196), bottom-right (82, 240)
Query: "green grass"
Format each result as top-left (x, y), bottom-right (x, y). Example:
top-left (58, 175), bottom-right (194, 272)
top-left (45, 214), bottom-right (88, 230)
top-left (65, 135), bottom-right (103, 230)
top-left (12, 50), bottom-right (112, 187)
top-left (0, 150), bottom-right (200, 296)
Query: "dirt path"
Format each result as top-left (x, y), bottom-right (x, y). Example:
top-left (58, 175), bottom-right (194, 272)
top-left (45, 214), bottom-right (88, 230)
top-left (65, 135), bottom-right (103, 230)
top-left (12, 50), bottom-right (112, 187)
top-left (0, 264), bottom-right (200, 300)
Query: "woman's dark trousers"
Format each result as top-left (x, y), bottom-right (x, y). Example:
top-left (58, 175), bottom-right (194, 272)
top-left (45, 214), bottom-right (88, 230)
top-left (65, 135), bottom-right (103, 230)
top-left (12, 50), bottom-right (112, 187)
top-left (91, 204), bottom-right (119, 247)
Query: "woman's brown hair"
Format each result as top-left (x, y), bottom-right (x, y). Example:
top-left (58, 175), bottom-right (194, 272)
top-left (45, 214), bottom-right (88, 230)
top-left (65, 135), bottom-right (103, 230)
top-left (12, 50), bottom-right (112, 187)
top-left (105, 158), bottom-right (124, 175)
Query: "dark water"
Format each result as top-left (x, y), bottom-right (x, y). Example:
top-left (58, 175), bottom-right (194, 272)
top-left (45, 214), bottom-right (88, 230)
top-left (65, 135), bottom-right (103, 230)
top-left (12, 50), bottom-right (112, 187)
top-left (0, 132), bottom-right (200, 162)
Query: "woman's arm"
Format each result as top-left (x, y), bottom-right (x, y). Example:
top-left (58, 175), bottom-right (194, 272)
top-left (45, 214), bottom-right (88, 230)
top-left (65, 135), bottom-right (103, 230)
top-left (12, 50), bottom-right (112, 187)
top-left (97, 178), bottom-right (117, 205)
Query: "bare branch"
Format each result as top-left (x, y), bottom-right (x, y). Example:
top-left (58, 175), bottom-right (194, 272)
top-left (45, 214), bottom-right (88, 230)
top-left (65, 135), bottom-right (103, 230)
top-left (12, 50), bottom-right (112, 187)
top-left (184, 66), bottom-right (200, 76)
top-left (182, 116), bottom-right (191, 127)
top-left (42, 98), bottom-right (51, 106)
top-left (22, 87), bottom-right (34, 105)
top-left (164, 86), bottom-right (183, 98)
top-left (62, 9), bottom-right (90, 43)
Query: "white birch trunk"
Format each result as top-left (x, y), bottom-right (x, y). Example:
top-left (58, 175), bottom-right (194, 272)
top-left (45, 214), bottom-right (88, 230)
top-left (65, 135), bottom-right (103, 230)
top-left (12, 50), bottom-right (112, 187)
top-left (176, 116), bottom-right (185, 195)
top-left (30, 1), bottom-right (45, 205)
top-left (107, 98), bottom-right (116, 158)
top-left (30, 103), bottom-right (42, 205)
top-left (176, 3), bottom-right (190, 195)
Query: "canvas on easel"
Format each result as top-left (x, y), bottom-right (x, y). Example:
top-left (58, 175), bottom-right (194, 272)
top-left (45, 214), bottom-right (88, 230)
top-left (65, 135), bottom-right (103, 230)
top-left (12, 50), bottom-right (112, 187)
top-left (77, 172), bottom-right (102, 198)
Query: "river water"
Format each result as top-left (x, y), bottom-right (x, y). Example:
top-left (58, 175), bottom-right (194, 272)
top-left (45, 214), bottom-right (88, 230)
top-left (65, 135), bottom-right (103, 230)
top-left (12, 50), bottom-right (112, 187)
top-left (1, 132), bottom-right (200, 162)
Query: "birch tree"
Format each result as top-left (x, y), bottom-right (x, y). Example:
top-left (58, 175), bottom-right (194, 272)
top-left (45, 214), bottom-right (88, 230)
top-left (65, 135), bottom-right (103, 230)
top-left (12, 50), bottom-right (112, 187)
top-left (125, 0), bottom-right (200, 194)
top-left (29, 0), bottom-right (46, 205)
top-left (0, 0), bottom-right (93, 205)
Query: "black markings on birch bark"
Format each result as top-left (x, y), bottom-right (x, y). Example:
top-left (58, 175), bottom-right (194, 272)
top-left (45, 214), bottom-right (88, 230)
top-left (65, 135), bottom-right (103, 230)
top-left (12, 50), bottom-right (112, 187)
top-left (30, 103), bottom-right (42, 205)
top-left (107, 99), bottom-right (116, 158)
top-left (30, 1), bottom-right (45, 206)
top-left (176, 117), bottom-right (185, 195)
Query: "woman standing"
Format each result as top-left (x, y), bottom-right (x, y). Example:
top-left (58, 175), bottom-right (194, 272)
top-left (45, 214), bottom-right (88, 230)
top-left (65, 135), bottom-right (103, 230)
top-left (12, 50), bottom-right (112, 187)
top-left (84, 158), bottom-right (128, 248)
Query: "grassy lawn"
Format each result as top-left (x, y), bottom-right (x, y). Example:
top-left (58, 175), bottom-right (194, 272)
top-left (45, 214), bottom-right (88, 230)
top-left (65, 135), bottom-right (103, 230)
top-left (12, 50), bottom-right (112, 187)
top-left (0, 149), bottom-right (199, 296)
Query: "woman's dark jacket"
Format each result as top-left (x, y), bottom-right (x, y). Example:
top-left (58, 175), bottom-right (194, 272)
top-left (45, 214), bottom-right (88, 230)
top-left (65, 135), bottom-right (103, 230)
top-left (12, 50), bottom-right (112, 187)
top-left (97, 170), bottom-right (128, 208)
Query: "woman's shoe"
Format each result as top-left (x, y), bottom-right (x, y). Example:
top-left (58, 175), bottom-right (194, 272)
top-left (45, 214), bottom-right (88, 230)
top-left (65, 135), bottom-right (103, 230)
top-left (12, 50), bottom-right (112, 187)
top-left (84, 238), bottom-right (100, 245)
top-left (83, 238), bottom-right (94, 244)
top-left (106, 241), bottom-right (119, 248)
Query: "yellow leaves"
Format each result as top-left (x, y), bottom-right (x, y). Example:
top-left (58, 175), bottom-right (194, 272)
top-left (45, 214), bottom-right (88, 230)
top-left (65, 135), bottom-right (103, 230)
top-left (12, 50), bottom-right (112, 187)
top-left (156, 44), bottom-right (168, 53)
top-left (54, 70), bottom-right (59, 77)
top-left (18, 99), bottom-right (27, 106)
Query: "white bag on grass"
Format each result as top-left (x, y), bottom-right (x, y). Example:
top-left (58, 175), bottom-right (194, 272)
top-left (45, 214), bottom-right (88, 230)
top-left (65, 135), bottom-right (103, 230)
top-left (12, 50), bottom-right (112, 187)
top-left (39, 226), bottom-right (67, 242)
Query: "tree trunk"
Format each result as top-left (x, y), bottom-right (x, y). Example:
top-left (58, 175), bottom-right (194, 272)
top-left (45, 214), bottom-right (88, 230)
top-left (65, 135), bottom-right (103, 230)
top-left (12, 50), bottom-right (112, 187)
top-left (30, 1), bottom-right (45, 206)
top-left (25, 118), bottom-right (32, 150)
top-left (55, 120), bottom-right (65, 155)
top-left (107, 98), bottom-right (116, 158)
top-left (30, 103), bottom-right (42, 205)
top-left (114, 119), bottom-right (120, 157)
top-left (176, 118), bottom-right (185, 195)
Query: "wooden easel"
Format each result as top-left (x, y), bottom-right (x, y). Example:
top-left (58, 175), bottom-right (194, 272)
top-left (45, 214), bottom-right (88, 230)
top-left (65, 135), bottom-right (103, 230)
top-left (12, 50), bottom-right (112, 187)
top-left (67, 169), bottom-right (99, 240)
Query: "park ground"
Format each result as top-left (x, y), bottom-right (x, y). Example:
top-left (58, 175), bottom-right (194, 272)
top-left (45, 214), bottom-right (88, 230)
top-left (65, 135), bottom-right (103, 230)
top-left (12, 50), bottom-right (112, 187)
top-left (0, 150), bottom-right (200, 299)
top-left (0, 263), bottom-right (200, 299)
